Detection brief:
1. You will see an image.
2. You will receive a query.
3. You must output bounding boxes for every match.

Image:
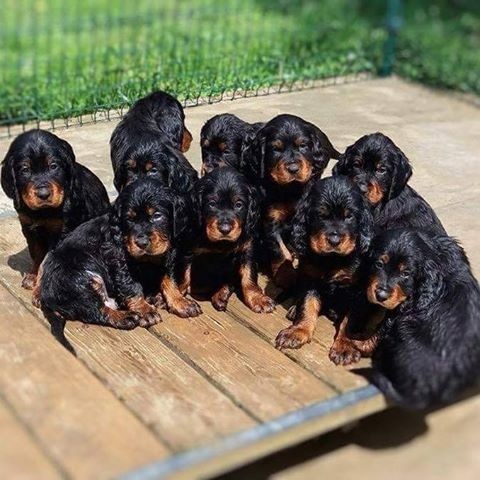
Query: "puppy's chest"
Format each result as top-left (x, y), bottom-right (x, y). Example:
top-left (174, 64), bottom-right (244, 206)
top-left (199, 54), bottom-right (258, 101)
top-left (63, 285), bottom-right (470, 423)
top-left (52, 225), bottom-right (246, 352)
top-left (264, 201), bottom-right (296, 225)
top-left (18, 212), bottom-right (64, 236)
top-left (299, 258), bottom-right (358, 286)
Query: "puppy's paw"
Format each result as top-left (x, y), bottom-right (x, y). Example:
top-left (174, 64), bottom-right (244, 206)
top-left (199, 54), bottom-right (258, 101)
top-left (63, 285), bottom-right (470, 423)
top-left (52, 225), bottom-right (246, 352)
top-left (246, 293), bottom-right (276, 314)
top-left (22, 273), bottom-right (37, 290)
top-left (212, 293), bottom-right (229, 312)
top-left (118, 312), bottom-right (142, 330)
top-left (147, 294), bottom-right (166, 310)
top-left (329, 340), bottom-right (361, 366)
top-left (31, 290), bottom-right (41, 309)
top-left (169, 297), bottom-right (202, 318)
top-left (138, 310), bottom-right (162, 328)
top-left (275, 325), bottom-right (312, 350)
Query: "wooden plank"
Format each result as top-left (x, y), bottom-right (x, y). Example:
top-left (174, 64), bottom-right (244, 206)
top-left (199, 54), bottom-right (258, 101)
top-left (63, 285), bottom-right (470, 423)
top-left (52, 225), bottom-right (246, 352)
top-left (226, 294), bottom-right (369, 392)
top-left (0, 399), bottom-right (62, 480)
top-left (0, 285), bottom-right (168, 479)
top-left (0, 217), bottom-right (256, 452)
top-left (152, 302), bottom-right (336, 421)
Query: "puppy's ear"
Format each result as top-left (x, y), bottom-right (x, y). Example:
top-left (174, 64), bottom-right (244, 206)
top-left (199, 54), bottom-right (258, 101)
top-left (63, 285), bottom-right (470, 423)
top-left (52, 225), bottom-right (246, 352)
top-left (1, 153), bottom-right (16, 199)
top-left (358, 199), bottom-right (374, 254)
top-left (388, 147), bottom-right (412, 200)
top-left (172, 192), bottom-right (192, 241)
top-left (239, 130), bottom-right (265, 182)
top-left (109, 197), bottom-right (124, 246)
top-left (165, 151), bottom-right (197, 194)
top-left (289, 179), bottom-right (314, 256)
top-left (181, 126), bottom-right (193, 153)
top-left (308, 123), bottom-right (339, 175)
top-left (245, 184), bottom-right (260, 234)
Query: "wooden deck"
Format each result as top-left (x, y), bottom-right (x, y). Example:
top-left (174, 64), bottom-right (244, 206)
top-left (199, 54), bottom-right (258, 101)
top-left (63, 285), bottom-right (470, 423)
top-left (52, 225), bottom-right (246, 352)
top-left (0, 215), bottom-right (385, 479)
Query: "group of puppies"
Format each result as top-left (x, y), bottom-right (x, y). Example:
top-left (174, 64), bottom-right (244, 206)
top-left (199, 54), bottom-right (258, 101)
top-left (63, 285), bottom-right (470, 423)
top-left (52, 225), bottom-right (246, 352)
top-left (2, 91), bottom-right (479, 409)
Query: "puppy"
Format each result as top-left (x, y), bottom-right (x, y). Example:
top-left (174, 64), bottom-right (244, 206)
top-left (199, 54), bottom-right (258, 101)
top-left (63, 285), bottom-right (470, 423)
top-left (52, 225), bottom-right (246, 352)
top-left (275, 176), bottom-right (373, 352)
top-left (40, 177), bottom-right (200, 330)
top-left (1, 129), bottom-right (110, 292)
top-left (345, 229), bottom-right (480, 409)
top-left (192, 167), bottom-right (275, 313)
top-left (241, 114), bottom-right (340, 287)
top-left (200, 113), bottom-right (263, 174)
top-left (333, 133), bottom-right (446, 234)
top-left (110, 90), bottom-right (197, 193)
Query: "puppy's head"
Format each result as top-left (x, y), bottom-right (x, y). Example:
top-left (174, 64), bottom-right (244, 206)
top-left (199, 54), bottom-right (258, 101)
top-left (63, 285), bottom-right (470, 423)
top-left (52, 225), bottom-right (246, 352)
top-left (114, 177), bottom-right (190, 259)
top-left (333, 133), bottom-right (412, 205)
top-left (291, 176), bottom-right (373, 257)
top-left (366, 229), bottom-right (424, 309)
top-left (241, 114), bottom-right (338, 186)
top-left (195, 167), bottom-right (258, 244)
top-left (200, 114), bottom-right (262, 175)
top-left (1, 129), bottom-right (75, 210)
top-left (113, 143), bottom-right (197, 193)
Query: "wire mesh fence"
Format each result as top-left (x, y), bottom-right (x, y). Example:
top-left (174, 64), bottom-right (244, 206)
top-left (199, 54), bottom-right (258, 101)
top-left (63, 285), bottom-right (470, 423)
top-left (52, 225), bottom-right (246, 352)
top-left (0, 0), bottom-right (387, 131)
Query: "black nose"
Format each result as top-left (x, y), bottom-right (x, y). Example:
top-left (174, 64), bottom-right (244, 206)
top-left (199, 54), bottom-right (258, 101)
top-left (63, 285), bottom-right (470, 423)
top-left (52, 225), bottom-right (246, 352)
top-left (327, 233), bottom-right (341, 247)
top-left (135, 235), bottom-right (150, 249)
top-left (36, 187), bottom-right (50, 200)
top-left (375, 287), bottom-right (390, 302)
top-left (287, 163), bottom-right (299, 174)
top-left (218, 222), bottom-right (233, 235)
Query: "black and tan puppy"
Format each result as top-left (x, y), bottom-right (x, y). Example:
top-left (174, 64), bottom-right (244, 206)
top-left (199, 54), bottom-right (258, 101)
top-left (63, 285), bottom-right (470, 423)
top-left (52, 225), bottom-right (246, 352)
top-left (1, 129), bottom-right (109, 292)
top-left (40, 177), bottom-right (200, 331)
top-left (200, 113), bottom-right (263, 174)
top-left (333, 133), bottom-right (446, 234)
top-left (275, 176), bottom-right (373, 352)
top-left (110, 90), bottom-right (197, 193)
top-left (191, 167), bottom-right (275, 313)
top-left (241, 114), bottom-right (340, 287)
top-left (342, 229), bottom-right (480, 409)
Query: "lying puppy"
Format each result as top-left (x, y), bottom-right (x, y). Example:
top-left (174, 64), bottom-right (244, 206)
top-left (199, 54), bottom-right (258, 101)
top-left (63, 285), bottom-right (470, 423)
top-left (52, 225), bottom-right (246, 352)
top-left (200, 113), bottom-right (263, 174)
top-left (110, 90), bottom-right (197, 193)
top-left (346, 229), bottom-right (480, 409)
top-left (242, 114), bottom-right (340, 287)
top-left (275, 176), bottom-right (373, 352)
top-left (333, 132), bottom-right (446, 234)
top-left (40, 178), bottom-right (200, 330)
top-left (1, 129), bottom-right (109, 292)
top-left (191, 167), bottom-right (275, 313)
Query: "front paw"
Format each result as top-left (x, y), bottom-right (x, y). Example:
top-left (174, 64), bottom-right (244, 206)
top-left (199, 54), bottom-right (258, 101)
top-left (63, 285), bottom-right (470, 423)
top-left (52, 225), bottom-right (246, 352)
top-left (22, 273), bottom-right (37, 290)
top-left (212, 292), bottom-right (229, 311)
top-left (118, 312), bottom-right (142, 330)
top-left (147, 294), bottom-right (166, 310)
top-left (246, 293), bottom-right (276, 314)
top-left (275, 324), bottom-right (312, 350)
top-left (138, 310), bottom-right (162, 328)
top-left (31, 289), bottom-right (41, 309)
top-left (169, 297), bottom-right (202, 318)
top-left (329, 340), bottom-right (361, 366)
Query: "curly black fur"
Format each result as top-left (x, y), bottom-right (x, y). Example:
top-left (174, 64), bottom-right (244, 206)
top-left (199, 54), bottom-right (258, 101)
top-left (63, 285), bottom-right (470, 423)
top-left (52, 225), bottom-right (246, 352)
top-left (365, 228), bottom-right (480, 409)
top-left (1, 129), bottom-right (109, 289)
top-left (110, 91), bottom-right (197, 193)
top-left (333, 133), bottom-right (446, 234)
top-left (200, 113), bottom-right (264, 174)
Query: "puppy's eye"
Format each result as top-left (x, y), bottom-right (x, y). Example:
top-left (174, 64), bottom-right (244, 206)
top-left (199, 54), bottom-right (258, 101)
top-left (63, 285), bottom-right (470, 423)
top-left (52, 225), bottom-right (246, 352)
top-left (147, 167), bottom-right (158, 175)
top-left (400, 270), bottom-right (410, 279)
top-left (234, 200), bottom-right (244, 210)
top-left (152, 212), bottom-right (165, 222)
top-left (352, 160), bottom-right (362, 168)
top-left (207, 199), bottom-right (217, 208)
top-left (20, 165), bottom-right (30, 174)
top-left (374, 260), bottom-right (384, 268)
top-left (376, 164), bottom-right (387, 174)
top-left (50, 162), bottom-right (59, 171)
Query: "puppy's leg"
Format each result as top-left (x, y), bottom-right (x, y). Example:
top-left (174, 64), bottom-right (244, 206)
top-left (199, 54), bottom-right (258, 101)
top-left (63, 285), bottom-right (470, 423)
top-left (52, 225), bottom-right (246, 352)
top-left (276, 290), bottom-right (320, 349)
top-left (270, 231), bottom-right (296, 289)
top-left (329, 315), bottom-right (362, 366)
top-left (239, 261), bottom-right (275, 314)
top-left (211, 284), bottom-right (234, 311)
top-left (22, 230), bottom-right (47, 290)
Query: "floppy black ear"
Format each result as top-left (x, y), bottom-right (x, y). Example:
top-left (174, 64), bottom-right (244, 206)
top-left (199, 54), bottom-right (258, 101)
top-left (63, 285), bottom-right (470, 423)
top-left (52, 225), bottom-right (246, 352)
top-left (1, 153), bottom-right (16, 199)
top-left (165, 150), bottom-right (197, 194)
top-left (172, 192), bottom-right (193, 242)
top-left (239, 130), bottom-right (265, 183)
top-left (288, 180), bottom-right (314, 256)
top-left (108, 197), bottom-right (124, 246)
top-left (113, 163), bottom-right (128, 192)
top-left (245, 185), bottom-right (260, 234)
top-left (358, 199), bottom-right (374, 254)
top-left (388, 147), bottom-right (412, 200)
top-left (308, 123), bottom-right (339, 174)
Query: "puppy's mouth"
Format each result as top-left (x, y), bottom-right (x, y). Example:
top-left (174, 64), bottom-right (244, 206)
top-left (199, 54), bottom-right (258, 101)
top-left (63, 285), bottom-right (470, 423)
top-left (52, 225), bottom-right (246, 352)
top-left (21, 182), bottom-right (64, 210)
top-left (126, 232), bottom-right (170, 259)
top-left (206, 218), bottom-right (242, 243)
top-left (367, 278), bottom-right (407, 309)
top-left (270, 157), bottom-right (313, 185)
top-left (201, 160), bottom-right (227, 176)
top-left (355, 180), bottom-right (384, 205)
top-left (309, 232), bottom-right (356, 255)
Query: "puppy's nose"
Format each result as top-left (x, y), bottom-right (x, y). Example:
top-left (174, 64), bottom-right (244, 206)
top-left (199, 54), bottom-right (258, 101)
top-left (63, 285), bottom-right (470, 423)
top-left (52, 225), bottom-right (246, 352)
top-left (135, 235), bottom-right (150, 249)
top-left (327, 233), bottom-right (341, 247)
top-left (218, 222), bottom-right (233, 235)
top-left (287, 163), bottom-right (299, 174)
top-left (375, 287), bottom-right (390, 302)
top-left (36, 187), bottom-right (50, 200)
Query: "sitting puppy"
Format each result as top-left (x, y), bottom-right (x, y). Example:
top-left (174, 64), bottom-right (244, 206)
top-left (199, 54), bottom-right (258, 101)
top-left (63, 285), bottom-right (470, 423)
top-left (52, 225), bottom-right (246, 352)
top-left (275, 176), bottom-right (373, 352)
top-left (333, 133), bottom-right (446, 234)
top-left (241, 114), bottom-right (340, 287)
top-left (344, 229), bottom-right (480, 409)
top-left (40, 178), bottom-right (200, 330)
top-left (1, 129), bottom-right (109, 292)
top-left (110, 90), bottom-right (197, 193)
top-left (191, 167), bottom-right (275, 313)
top-left (200, 113), bottom-right (263, 174)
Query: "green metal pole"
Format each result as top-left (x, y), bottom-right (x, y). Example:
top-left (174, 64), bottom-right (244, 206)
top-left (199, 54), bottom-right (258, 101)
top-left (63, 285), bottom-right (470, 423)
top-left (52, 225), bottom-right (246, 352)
top-left (381, 0), bottom-right (403, 76)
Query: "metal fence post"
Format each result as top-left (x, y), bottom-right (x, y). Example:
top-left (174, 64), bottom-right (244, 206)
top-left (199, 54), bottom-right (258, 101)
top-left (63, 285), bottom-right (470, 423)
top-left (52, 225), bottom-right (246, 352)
top-left (380, 0), bottom-right (403, 76)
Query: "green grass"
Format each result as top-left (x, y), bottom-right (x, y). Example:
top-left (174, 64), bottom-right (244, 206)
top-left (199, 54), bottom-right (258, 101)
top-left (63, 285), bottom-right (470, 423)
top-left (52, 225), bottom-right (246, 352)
top-left (0, 0), bottom-right (385, 125)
